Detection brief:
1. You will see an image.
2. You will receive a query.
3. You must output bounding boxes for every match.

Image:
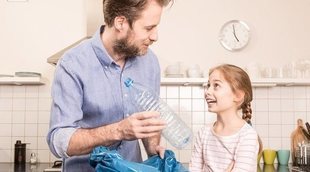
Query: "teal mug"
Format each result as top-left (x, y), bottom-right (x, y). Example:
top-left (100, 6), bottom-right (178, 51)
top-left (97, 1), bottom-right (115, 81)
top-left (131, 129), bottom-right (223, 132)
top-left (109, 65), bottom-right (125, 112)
top-left (277, 149), bottom-right (290, 165)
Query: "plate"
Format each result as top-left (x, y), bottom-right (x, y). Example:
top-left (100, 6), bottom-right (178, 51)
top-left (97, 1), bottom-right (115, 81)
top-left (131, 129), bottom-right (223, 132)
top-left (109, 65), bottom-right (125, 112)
top-left (0, 74), bottom-right (14, 77)
top-left (165, 74), bottom-right (184, 78)
top-left (15, 72), bottom-right (41, 77)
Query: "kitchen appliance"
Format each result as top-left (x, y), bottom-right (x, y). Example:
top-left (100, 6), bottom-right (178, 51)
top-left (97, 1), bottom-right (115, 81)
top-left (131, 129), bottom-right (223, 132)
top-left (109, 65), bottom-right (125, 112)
top-left (47, 36), bottom-right (91, 65)
top-left (47, 0), bottom-right (103, 66)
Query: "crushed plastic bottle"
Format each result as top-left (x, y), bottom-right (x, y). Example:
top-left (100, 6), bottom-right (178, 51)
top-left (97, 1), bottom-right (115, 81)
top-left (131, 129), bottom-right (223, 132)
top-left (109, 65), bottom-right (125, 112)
top-left (124, 77), bottom-right (192, 149)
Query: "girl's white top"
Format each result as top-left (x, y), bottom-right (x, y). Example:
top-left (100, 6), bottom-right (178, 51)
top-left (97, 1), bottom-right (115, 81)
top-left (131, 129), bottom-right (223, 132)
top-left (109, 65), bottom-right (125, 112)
top-left (189, 123), bottom-right (259, 172)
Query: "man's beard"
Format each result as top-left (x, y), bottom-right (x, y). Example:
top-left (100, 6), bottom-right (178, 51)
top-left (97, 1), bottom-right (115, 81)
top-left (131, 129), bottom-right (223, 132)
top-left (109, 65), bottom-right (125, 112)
top-left (113, 34), bottom-right (144, 60)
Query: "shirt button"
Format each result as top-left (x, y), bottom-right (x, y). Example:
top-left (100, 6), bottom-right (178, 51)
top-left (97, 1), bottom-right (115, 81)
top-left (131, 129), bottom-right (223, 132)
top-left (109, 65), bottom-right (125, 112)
top-left (124, 93), bottom-right (128, 97)
top-left (105, 66), bottom-right (108, 69)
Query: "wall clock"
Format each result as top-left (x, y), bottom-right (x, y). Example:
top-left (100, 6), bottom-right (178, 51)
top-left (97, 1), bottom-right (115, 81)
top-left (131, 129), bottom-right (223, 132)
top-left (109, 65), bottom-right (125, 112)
top-left (219, 20), bottom-right (250, 51)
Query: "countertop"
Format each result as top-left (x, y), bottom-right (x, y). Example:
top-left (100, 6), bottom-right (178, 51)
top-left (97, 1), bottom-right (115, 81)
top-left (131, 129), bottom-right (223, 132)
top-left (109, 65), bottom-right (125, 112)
top-left (0, 162), bottom-right (306, 172)
top-left (257, 163), bottom-right (310, 172)
top-left (0, 163), bottom-right (55, 172)
top-left (184, 163), bottom-right (291, 171)
top-left (184, 163), bottom-right (298, 171)
top-left (258, 163), bottom-right (289, 172)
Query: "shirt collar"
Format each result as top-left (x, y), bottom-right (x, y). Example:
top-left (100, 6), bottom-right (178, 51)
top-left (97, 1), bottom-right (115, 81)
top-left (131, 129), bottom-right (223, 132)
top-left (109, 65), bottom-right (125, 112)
top-left (90, 25), bottom-right (114, 67)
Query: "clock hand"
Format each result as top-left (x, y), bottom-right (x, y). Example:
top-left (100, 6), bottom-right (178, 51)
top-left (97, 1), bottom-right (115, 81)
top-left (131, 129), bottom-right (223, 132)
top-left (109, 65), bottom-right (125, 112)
top-left (232, 24), bottom-right (239, 42)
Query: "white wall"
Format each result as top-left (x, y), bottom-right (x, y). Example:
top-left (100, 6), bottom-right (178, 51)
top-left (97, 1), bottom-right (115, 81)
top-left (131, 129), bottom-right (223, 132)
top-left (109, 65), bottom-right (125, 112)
top-left (84, 0), bottom-right (310, 76)
top-left (153, 0), bottom-right (310, 74)
top-left (0, 0), bottom-right (87, 81)
top-left (2, 0), bottom-right (310, 78)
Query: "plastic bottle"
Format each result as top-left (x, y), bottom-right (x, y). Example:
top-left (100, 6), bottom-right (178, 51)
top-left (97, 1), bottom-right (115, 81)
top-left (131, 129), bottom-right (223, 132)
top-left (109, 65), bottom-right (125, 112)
top-left (30, 152), bottom-right (37, 164)
top-left (124, 77), bottom-right (192, 149)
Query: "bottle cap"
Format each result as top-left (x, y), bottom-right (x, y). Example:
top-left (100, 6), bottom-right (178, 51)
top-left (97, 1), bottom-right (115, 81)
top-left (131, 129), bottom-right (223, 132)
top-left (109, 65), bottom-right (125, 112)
top-left (15, 140), bottom-right (27, 147)
top-left (124, 78), bottom-right (134, 87)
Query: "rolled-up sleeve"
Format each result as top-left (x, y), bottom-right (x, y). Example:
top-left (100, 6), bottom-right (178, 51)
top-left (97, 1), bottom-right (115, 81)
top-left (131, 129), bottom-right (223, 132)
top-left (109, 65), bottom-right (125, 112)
top-left (46, 56), bottom-right (83, 158)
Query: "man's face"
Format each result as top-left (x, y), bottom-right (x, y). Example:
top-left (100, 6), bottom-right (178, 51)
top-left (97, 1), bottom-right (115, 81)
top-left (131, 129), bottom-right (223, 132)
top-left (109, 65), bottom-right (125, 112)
top-left (113, 0), bottom-right (163, 58)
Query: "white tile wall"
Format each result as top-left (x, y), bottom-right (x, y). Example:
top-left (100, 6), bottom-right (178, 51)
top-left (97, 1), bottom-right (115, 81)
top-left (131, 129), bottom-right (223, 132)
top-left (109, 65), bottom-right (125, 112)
top-left (0, 85), bottom-right (55, 163)
top-left (0, 84), bottom-right (309, 164)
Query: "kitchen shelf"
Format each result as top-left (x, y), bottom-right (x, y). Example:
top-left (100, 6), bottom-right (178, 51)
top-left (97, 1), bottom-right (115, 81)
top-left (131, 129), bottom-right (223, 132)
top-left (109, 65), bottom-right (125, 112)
top-left (161, 77), bottom-right (310, 87)
top-left (0, 76), bottom-right (46, 85)
top-left (161, 77), bottom-right (207, 86)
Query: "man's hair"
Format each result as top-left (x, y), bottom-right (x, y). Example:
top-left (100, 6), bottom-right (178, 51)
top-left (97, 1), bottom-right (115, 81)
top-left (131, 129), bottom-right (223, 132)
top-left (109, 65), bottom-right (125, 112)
top-left (102, 0), bottom-right (173, 28)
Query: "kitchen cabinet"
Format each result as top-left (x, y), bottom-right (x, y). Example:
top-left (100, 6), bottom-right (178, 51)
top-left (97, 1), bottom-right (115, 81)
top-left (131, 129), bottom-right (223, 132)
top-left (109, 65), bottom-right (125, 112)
top-left (161, 77), bottom-right (310, 87)
top-left (0, 76), bottom-right (46, 85)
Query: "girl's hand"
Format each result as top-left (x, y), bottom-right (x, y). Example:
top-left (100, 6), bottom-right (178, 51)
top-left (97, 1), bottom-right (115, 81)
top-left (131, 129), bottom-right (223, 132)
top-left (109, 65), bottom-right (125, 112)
top-left (155, 145), bottom-right (166, 159)
top-left (225, 161), bottom-right (234, 172)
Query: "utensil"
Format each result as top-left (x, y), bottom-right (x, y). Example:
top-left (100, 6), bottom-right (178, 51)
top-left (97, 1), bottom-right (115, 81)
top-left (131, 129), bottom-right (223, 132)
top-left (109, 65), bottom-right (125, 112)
top-left (291, 119), bottom-right (309, 165)
top-left (305, 122), bottom-right (310, 134)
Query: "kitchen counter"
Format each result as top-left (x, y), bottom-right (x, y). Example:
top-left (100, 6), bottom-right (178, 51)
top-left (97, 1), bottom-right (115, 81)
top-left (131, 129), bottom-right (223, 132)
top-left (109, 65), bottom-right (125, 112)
top-left (258, 164), bottom-right (289, 172)
top-left (257, 163), bottom-right (310, 172)
top-left (184, 163), bottom-right (301, 171)
top-left (0, 163), bottom-right (55, 172)
top-left (0, 162), bottom-right (305, 172)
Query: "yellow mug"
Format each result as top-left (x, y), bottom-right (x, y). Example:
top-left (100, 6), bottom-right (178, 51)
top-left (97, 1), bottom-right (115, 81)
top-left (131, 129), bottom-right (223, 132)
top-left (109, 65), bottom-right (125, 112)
top-left (263, 149), bottom-right (277, 165)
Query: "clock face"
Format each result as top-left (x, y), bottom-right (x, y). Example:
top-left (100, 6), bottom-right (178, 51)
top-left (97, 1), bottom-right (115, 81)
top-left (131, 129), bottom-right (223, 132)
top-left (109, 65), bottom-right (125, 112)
top-left (219, 20), bottom-right (250, 51)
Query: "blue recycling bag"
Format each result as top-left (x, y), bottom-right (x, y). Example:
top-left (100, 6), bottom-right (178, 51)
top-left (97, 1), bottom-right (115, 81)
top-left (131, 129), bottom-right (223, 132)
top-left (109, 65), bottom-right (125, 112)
top-left (89, 146), bottom-right (188, 172)
top-left (143, 150), bottom-right (188, 172)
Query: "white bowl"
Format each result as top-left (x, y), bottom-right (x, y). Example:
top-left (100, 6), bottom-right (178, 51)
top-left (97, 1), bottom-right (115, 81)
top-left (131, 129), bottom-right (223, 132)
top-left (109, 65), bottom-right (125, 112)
top-left (165, 64), bottom-right (180, 75)
top-left (187, 69), bottom-right (202, 78)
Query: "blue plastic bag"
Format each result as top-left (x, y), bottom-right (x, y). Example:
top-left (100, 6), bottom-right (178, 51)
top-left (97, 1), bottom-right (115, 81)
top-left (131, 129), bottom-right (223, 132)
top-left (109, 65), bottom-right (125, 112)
top-left (89, 147), bottom-right (158, 172)
top-left (143, 150), bottom-right (188, 172)
top-left (89, 146), bottom-right (188, 172)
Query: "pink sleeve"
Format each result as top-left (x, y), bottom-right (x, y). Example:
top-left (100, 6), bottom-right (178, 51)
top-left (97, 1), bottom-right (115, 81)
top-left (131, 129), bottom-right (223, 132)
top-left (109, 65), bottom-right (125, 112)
top-left (189, 127), bottom-right (206, 171)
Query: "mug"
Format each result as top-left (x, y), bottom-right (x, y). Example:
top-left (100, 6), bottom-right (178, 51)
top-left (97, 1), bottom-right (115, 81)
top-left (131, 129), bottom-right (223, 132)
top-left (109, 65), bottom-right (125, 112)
top-left (277, 149), bottom-right (290, 165)
top-left (263, 149), bottom-right (277, 165)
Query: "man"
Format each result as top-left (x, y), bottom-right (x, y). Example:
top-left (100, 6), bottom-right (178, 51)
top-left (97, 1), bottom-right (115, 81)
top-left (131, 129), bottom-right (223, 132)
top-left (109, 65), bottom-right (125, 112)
top-left (47, 0), bottom-right (173, 171)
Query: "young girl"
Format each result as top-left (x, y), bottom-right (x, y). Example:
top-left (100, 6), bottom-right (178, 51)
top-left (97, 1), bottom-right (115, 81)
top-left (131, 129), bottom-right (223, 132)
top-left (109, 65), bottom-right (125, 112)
top-left (189, 64), bottom-right (262, 172)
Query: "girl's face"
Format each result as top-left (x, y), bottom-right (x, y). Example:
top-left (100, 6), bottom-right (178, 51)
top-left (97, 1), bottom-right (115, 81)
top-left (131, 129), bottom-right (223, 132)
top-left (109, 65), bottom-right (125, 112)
top-left (204, 70), bottom-right (239, 113)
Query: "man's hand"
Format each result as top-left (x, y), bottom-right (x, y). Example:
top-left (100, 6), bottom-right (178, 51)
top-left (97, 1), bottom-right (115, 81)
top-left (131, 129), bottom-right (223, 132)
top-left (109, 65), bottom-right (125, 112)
top-left (118, 111), bottom-right (166, 140)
